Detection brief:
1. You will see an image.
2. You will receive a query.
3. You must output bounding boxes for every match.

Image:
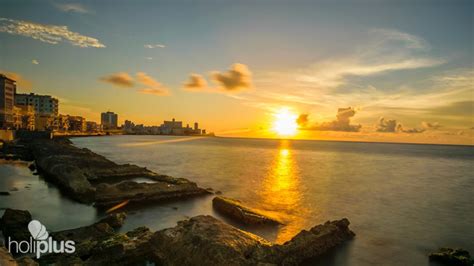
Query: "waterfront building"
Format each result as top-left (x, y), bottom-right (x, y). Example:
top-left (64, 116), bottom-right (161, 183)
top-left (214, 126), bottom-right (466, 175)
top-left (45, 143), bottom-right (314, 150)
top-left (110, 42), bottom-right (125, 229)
top-left (56, 115), bottom-right (70, 131)
top-left (86, 121), bottom-right (100, 132)
top-left (13, 104), bottom-right (36, 130)
top-left (101, 111), bottom-right (118, 129)
top-left (15, 93), bottom-right (59, 117)
top-left (67, 115), bottom-right (86, 132)
top-left (0, 74), bottom-right (16, 128)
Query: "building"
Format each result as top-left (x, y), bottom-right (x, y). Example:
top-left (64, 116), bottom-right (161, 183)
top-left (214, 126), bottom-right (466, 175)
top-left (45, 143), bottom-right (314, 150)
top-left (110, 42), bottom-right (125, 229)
top-left (0, 74), bottom-right (16, 129)
top-left (86, 121), bottom-right (100, 132)
top-left (161, 118), bottom-right (183, 134)
top-left (13, 104), bottom-right (35, 131)
top-left (15, 93), bottom-right (59, 117)
top-left (56, 115), bottom-right (70, 131)
top-left (67, 115), bottom-right (86, 132)
top-left (101, 111), bottom-right (118, 129)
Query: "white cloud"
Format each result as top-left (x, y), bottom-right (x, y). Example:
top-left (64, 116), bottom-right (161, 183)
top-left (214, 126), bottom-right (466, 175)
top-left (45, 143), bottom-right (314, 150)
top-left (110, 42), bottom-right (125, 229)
top-left (32, 59), bottom-right (39, 65)
top-left (144, 44), bottom-right (165, 48)
top-left (55, 3), bottom-right (90, 14)
top-left (0, 17), bottom-right (105, 48)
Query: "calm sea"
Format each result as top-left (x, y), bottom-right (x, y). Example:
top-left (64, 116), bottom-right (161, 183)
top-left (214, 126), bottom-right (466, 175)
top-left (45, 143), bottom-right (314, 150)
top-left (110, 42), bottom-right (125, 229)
top-left (1, 135), bottom-right (473, 265)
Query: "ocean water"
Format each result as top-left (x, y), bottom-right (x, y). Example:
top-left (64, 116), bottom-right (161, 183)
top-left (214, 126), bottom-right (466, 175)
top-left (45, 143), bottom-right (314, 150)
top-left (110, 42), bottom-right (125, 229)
top-left (1, 135), bottom-right (473, 265)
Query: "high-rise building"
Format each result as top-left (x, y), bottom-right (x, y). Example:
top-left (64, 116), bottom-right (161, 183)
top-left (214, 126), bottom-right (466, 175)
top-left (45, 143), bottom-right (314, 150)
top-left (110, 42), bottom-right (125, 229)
top-left (15, 93), bottom-right (59, 116)
top-left (0, 74), bottom-right (16, 128)
top-left (101, 111), bottom-right (118, 129)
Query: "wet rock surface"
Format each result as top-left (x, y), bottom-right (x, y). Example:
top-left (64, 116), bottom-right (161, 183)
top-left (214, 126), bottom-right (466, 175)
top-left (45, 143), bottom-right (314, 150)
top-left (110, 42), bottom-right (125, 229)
top-left (212, 196), bottom-right (282, 225)
top-left (149, 215), bottom-right (355, 266)
top-left (429, 247), bottom-right (472, 266)
top-left (27, 139), bottom-right (209, 205)
top-left (1, 209), bottom-right (354, 265)
top-left (0, 209), bottom-right (32, 243)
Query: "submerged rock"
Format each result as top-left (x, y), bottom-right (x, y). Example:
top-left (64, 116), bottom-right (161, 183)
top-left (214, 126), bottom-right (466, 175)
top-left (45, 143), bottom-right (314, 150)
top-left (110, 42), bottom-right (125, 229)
top-left (429, 247), bottom-right (472, 266)
top-left (212, 196), bottom-right (282, 225)
top-left (0, 191), bottom-right (10, 196)
top-left (94, 180), bottom-right (209, 209)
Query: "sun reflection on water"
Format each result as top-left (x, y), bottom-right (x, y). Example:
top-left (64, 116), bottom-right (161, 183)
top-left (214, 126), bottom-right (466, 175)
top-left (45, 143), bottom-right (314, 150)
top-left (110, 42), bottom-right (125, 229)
top-left (258, 141), bottom-right (307, 243)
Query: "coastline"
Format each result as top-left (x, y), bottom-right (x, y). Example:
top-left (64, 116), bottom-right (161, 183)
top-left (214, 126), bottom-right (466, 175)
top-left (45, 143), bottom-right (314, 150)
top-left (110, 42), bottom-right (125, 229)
top-left (0, 136), bottom-right (356, 265)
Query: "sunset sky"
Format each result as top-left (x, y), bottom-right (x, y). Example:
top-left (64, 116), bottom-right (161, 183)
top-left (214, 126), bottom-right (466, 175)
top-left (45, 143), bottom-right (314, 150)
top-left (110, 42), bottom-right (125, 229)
top-left (0, 0), bottom-right (472, 144)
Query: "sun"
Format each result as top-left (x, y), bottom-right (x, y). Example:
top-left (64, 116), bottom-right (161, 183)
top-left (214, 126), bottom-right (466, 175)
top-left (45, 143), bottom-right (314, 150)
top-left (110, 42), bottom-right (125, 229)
top-left (272, 108), bottom-right (298, 136)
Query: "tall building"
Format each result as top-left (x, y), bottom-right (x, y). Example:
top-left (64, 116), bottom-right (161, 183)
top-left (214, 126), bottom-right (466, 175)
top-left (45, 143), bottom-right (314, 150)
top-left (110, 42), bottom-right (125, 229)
top-left (0, 74), bottom-right (16, 128)
top-left (15, 93), bottom-right (59, 116)
top-left (101, 111), bottom-right (118, 129)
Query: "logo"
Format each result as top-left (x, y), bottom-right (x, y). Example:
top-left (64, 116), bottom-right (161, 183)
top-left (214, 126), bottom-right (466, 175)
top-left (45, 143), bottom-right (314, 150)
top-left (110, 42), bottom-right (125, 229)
top-left (7, 220), bottom-right (75, 258)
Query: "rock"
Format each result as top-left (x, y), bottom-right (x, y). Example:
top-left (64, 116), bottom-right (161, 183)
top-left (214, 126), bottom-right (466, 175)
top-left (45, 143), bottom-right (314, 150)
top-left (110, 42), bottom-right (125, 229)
top-left (0, 246), bottom-right (17, 266)
top-left (149, 215), bottom-right (273, 265)
top-left (27, 163), bottom-right (36, 171)
top-left (98, 212), bottom-right (127, 229)
top-left (429, 247), bottom-right (472, 266)
top-left (30, 139), bottom-right (209, 207)
top-left (148, 215), bottom-right (355, 265)
top-left (0, 209), bottom-right (32, 243)
top-left (215, 190), bottom-right (222, 195)
top-left (0, 191), bottom-right (11, 196)
top-left (94, 180), bottom-right (209, 208)
top-left (16, 256), bottom-right (38, 266)
top-left (10, 187), bottom-right (19, 192)
top-left (212, 196), bottom-right (282, 225)
top-left (269, 218), bottom-right (356, 265)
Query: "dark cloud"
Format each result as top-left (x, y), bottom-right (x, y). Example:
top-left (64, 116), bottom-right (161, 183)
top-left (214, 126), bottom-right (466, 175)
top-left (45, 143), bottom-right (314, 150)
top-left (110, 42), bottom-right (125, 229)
top-left (377, 117), bottom-right (425, 133)
top-left (300, 107), bottom-right (361, 132)
top-left (211, 63), bottom-right (252, 91)
top-left (100, 72), bottom-right (134, 88)
top-left (296, 114), bottom-right (309, 127)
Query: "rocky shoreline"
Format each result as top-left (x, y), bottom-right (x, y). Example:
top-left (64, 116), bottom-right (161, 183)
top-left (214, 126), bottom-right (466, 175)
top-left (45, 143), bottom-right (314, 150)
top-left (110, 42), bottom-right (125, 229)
top-left (0, 208), bottom-right (355, 265)
top-left (2, 138), bottom-right (210, 207)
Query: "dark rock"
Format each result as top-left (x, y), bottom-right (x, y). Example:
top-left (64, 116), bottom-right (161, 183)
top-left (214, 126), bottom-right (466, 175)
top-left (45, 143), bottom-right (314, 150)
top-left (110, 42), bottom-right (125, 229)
top-left (429, 247), bottom-right (472, 266)
top-left (0, 191), bottom-right (11, 196)
top-left (148, 215), bottom-right (355, 266)
top-left (0, 209), bottom-right (32, 243)
top-left (27, 163), bottom-right (36, 171)
top-left (16, 256), bottom-right (38, 266)
top-left (215, 190), bottom-right (222, 195)
top-left (97, 212), bottom-right (127, 229)
top-left (212, 196), bottom-right (282, 225)
top-left (94, 180), bottom-right (209, 208)
top-left (0, 246), bottom-right (17, 266)
top-left (149, 215), bottom-right (273, 265)
top-left (30, 139), bottom-right (209, 206)
top-left (269, 218), bottom-right (356, 265)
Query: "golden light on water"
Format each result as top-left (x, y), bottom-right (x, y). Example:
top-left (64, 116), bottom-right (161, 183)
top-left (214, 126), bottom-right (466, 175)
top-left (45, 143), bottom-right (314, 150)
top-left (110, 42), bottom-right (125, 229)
top-left (272, 108), bottom-right (298, 136)
top-left (258, 141), bottom-right (306, 243)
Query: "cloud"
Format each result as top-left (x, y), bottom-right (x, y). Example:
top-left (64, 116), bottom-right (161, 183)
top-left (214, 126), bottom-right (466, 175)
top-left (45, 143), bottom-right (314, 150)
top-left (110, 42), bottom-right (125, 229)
top-left (211, 63), bottom-right (253, 92)
top-left (313, 107), bottom-right (361, 132)
top-left (136, 72), bottom-right (169, 96)
top-left (370, 28), bottom-right (428, 49)
top-left (144, 44), bottom-right (165, 48)
top-left (422, 121), bottom-right (442, 130)
top-left (0, 70), bottom-right (32, 89)
top-left (376, 117), bottom-right (425, 133)
top-left (145, 57), bottom-right (153, 60)
top-left (55, 3), bottom-right (90, 14)
top-left (100, 72), bottom-right (134, 88)
top-left (300, 107), bottom-right (361, 132)
top-left (428, 101), bottom-right (474, 118)
top-left (184, 74), bottom-right (208, 90)
top-left (376, 117), bottom-right (400, 132)
top-left (296, 114), bottom-right (309, 127)
top-left (32, 59), bottom-right (39, 65)
top-left (0, 17), bottom-right (105, 48)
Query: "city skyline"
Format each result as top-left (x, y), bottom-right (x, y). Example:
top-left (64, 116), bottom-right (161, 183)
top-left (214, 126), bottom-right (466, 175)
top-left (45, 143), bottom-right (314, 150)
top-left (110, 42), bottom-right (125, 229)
top-left (1, 0), bottom-right (473, 145)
